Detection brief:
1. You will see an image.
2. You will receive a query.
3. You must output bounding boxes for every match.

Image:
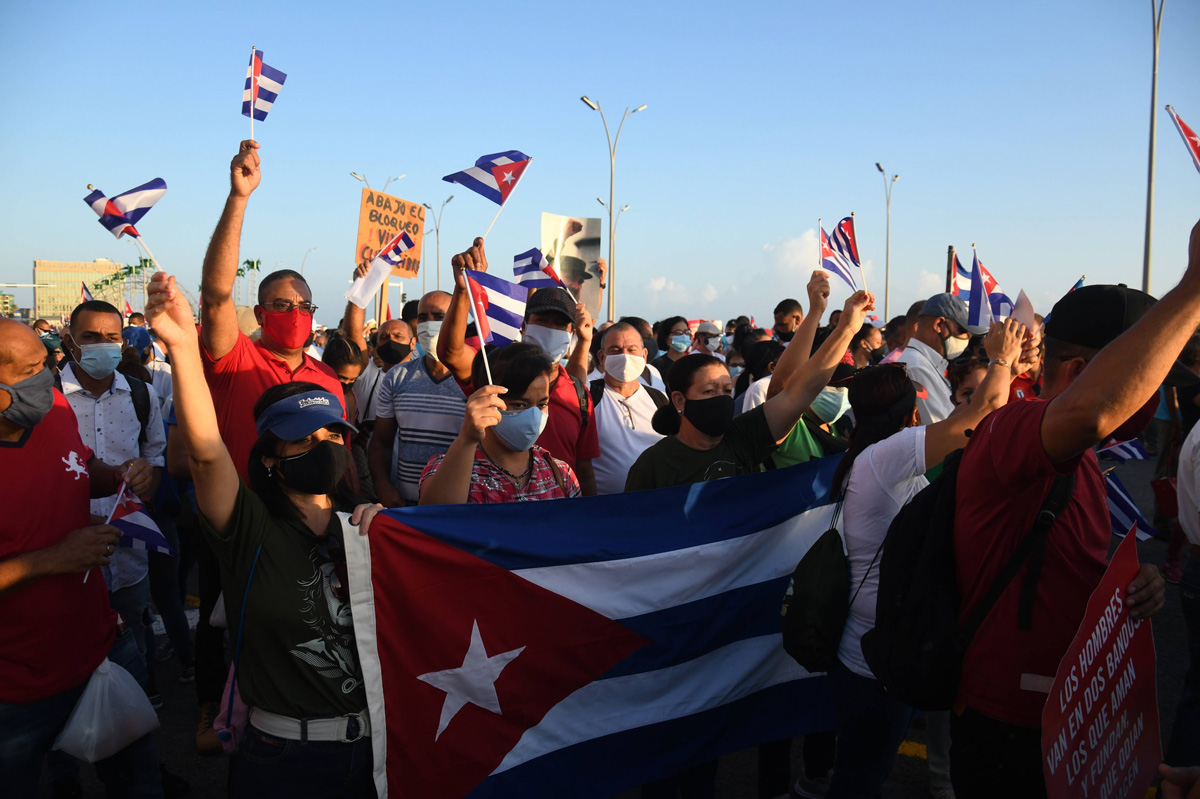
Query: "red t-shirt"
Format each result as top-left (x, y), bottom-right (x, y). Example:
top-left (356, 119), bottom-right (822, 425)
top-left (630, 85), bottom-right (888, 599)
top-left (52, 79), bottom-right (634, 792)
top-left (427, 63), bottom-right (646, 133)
top-left (0, 390), bottom-right (116, 703)
top-left (201, 332), bottom-right (345, 481)
top-left (537, 365), bottom-right (601, 469)
top-left (1009, 373), bottom-right (1041, 403)
top-left (953, 399), bottom-right (1109, 727)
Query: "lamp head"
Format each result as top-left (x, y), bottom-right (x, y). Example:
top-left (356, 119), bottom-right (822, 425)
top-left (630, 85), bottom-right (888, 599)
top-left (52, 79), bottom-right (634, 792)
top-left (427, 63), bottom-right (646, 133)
top-left (893, 174), bottom-right (900, 182)
top-left (620, 204), bottom-right (630, 212)
top-left (350, 172), bottom-right (365, 182)
top-left (423, 202), bottom-right (433, 210)
top-left (445, 195), bottom-right (454, 204)
top-left (580, 96), bottom-right (598, 110)
top-left (597, 197), bottom-right (606, 207)
top-left (633, 104), bottom-right (647, 113)
top-left (875, 163), bottom-right (884, 173)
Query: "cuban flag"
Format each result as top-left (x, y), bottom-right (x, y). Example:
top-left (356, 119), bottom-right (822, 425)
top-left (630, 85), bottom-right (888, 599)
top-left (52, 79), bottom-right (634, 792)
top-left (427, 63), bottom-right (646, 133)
top-left (1041, 276), bottom-right (1084, 329)
top-left (109, 484), bottom-right (175, 556)
top-left (512, 248), bottom-right (561, 289)
top-left (343, 456), bottom-right (839, 798)
top-left (242, 48), bottom-right (287, 121)
top-left (819, 221), bottom-right (858, 291)
top-left (83, 179), bottom-right (167, 240)
top-left (465, 271), bottom-right (529, 346)
top-left (81, 282), bottom-right (94, 303)
top-left (1098, 439), bottom-right (1150, 463)
top-left (1105, 472), bottom-right (1157, 540)
top-left (378, 231), bottom-right (416, 270)
top-left (967, 251), bottom-right (994, 328)
top-left (1166, 105), bottom-right (1200, 176)
top-left (443, 151), bottom-right (531, 206)
top-left (949, 253), bottom-right (972, 296)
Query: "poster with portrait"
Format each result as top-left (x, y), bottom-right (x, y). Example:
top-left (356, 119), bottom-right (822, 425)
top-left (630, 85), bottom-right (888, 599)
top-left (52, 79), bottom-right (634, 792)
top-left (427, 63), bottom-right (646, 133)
top-left (540, 213), bottom-right (602, 320)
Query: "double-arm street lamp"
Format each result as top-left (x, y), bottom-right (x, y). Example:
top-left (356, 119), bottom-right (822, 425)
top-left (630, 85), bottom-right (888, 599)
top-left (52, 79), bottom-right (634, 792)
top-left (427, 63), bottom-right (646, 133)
top-left (875, 163), bottom-right (899, 320)
top-left (423, 196), bottom-right (454, 291)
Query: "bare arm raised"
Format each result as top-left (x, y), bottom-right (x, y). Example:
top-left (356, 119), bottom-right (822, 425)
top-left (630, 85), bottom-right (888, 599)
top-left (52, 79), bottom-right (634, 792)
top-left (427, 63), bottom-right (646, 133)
top-left (200, 140), bottom-right (261, 361)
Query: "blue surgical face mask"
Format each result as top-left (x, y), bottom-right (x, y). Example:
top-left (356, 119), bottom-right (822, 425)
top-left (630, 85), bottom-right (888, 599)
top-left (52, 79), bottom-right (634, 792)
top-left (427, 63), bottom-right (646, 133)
top-left (728, 365), bottom-right (744, 381)
top-left (523, 324), bottom-right (572, 365)
top-left (669, 334), bottom-right (691, 353)
top-left (75, 342), bottom-right (122, 380)
top-left (811, 386), bottom-right (851, 424)
top-left (493, 405), bottom-right (549, 452)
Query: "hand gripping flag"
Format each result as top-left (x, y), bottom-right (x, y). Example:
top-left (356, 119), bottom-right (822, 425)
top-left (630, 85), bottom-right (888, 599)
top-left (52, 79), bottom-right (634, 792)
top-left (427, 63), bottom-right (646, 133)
top-left (819, 221), bottom-right (858, 291)
top-left (464, 271), bottom-right (529, 346)
top-left (83, 179), bottom-right (168, 240)
top-left (1105, 471), bottom-right (1156, 540)
top-left (512, 248), bottom-right (562, 289)
top-left (242, 48), bottom-right (287, 121)
top-left (345, 231), bottom-right (416, 310)
top-left (343, 456), bottom-right (840, 798)
top-left (1166, 105), bottom-right (1200, 176)
top-left (108, 483), bottom-right (175, 556)
top-left (443, 151), bottom-right (531, 206)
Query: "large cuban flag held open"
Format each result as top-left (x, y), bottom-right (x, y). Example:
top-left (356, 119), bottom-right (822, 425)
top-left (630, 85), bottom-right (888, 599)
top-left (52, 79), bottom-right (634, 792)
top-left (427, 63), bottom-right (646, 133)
top-left (344, 456), bottom-right (840, 798)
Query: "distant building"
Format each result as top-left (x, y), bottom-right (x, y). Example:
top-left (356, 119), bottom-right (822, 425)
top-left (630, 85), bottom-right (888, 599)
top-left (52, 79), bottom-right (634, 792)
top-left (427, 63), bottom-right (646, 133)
top-left (33, 259), bottom-right (123, 321)
top-left (0, 293), bottom-right (15, 317)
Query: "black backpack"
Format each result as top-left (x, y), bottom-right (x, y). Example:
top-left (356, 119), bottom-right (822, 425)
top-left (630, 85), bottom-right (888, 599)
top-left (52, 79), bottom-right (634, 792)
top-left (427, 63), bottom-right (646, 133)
top-left (859, 448), bottom-right (1074, 710)
top-left (54, 371), bottom-right (151, 443)
top-left (780, 496), bottom-right (874, 673)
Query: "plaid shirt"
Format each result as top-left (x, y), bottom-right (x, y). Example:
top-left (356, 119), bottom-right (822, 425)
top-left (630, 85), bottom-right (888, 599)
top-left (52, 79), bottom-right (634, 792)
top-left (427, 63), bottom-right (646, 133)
top-left (420, 445), bottom-right (581, 504)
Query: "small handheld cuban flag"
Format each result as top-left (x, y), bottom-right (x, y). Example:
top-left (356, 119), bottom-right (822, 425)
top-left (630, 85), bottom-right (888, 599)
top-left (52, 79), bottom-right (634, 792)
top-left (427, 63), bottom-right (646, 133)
top-left (1166, 105), bottom-right (1200, 176)
top-left (344, 231), bottom-right (417, 310)
top-left (966, 249), bottom-right (994, 329)
top-left (1105, 471), bottom-right (1157, 540)
top-left (465, 270), bottom-right (529, 346)
top-left (1098, 438), bottom-right (1150, 463)
top-left (513, 247), bottom-right (562, 289)
top-left (80, 282), bottom-right (94, 303)
top-left (242, 47), bottom-right (286, 122)
top-left (949, 253), bottom-right (971, 297)
top-left (378, 231), bottom-right (416, 270)
top-left (83, 179), bottom-right (167, 240)
top-left (108, 482), bottom-right (176, 556)
top-left (1040, 276), bottom-right (1084, 329)
top-left (443, 151), bottom-right (531, 206)
top-left (819, 221), bottom-right (858, 291)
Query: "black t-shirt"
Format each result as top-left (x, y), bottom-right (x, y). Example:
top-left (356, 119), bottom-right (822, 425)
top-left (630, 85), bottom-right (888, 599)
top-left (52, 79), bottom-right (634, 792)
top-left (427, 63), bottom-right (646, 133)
top-left (625, 405), bottom-right (776, 490)
top-left (200, 482), bottom-right (366, 718)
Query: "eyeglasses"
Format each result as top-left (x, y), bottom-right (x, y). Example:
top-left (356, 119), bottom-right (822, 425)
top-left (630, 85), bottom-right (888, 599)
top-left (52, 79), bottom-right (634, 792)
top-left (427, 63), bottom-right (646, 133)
top-left (266, 299), bottom-right (318, 315)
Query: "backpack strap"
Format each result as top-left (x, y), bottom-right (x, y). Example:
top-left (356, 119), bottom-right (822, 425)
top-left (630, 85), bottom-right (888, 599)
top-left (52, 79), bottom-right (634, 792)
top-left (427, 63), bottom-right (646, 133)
top-left (126, 375), bottom-right (151, 445)
top-left (644, 386), bottom-right (668, 409)
top-left (590, 378), bottom-right (605, 408)
top-left (570, 374), bottom-right (589, 431)
top-left (960, 472), bottom-right (1075, 643)
top-left (543, 450), bottom-right (568, 496)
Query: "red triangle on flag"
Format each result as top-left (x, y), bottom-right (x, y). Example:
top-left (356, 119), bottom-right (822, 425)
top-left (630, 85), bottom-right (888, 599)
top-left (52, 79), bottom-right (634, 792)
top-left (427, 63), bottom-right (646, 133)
top-left (489, 159), bottom-right (530, 205)
top-left (385, 303), bottom-right (392, 321)
top-left (364, 517), bottom-right (647, 798)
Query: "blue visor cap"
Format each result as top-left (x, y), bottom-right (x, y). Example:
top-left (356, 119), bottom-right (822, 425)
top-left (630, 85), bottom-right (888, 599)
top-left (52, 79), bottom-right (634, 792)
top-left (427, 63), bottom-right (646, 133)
top-left (122, 326), bottom-right (152, 351)
top-left (255, 390), bottom-right (357, 441)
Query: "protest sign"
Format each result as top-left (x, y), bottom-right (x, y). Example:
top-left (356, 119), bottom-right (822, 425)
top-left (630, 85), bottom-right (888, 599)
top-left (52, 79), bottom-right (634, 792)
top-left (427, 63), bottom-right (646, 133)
top-left (355, 188), bottom-right (424, 278)
top-left (1041, 531), bottom-right (1160, 799)
top-left (540, 213), bottom-right (602, 320)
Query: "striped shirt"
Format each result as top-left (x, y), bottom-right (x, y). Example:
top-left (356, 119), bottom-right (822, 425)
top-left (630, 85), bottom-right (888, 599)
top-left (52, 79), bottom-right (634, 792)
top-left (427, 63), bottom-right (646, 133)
top-left (376, 357), bottom-right (468, 502)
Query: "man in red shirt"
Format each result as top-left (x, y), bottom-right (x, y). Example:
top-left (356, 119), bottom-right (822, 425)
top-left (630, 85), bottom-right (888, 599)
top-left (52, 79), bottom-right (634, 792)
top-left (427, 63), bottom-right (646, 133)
top-left (950, 220), bottom-right (1200, 797)
top-left (198, 140), bottom-right (345, 481)
top-left (0, 320), bottom-right (161, 795)
top-left (438, 237), bottom-right (600, 495)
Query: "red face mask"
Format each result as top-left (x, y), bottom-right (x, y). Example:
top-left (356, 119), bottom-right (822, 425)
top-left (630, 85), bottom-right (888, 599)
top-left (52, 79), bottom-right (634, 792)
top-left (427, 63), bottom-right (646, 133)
top-left (258, 307), bottom-right (311, 351)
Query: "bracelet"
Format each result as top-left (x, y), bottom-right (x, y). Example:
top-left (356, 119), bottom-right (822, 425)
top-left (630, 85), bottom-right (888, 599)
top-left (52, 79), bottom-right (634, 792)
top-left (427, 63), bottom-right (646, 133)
top-left (989, 358), bottom-right (1010, 368)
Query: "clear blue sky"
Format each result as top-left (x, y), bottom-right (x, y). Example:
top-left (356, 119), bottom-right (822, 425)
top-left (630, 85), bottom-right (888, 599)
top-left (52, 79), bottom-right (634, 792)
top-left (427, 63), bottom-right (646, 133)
top-left (2, 0), bottom-right (1198, 328)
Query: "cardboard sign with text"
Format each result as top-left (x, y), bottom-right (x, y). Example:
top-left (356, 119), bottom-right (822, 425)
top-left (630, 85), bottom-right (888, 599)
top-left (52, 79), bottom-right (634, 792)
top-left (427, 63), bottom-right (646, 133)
top-left (1042, 531), bottom-right (1160, 799)
top-left (355, 188), bottom-right (424, 278)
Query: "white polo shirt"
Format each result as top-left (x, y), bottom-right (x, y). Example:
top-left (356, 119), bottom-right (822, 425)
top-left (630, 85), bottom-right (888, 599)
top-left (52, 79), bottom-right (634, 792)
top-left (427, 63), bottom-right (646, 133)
top-left (593, 383), bottom-right (664, 495)
top-left (1177, 423), bottom-right (1200, 547)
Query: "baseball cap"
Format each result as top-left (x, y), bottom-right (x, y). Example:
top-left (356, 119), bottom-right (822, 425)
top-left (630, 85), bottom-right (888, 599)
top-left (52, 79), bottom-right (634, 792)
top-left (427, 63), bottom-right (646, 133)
top-left (255, 390), bottom-right (357, 440)
top-left (1045, 283), bottom-right (1199, 387)
top-left (122, 326), bottom-right (152, 351)
top-left (696, 321), bottom-right (721, 336)
top-left (920, 293), bottom-right (988, 336)
top-left (525, 287), bottom-right (575, 326)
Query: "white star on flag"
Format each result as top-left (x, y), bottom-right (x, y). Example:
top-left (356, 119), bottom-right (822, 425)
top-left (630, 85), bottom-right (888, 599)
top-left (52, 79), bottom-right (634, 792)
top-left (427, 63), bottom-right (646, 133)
top-left (416, 619), bottom-right (525, 740)
top-left (501, 170), bottom-right (515, 185)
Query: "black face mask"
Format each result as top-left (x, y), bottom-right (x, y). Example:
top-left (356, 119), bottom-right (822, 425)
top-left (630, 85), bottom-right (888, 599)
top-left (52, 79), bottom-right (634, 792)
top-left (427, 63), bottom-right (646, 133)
top-left (376, 339), bottom-right (412, 366)
top-left (870, 346), bottom-right (887, 364)
top-left (682, 395), bottom-right (736, 438)
top-left (775, 328), bottom-right (794, 343)
top-left (276, 439), bottom-right (350, 495)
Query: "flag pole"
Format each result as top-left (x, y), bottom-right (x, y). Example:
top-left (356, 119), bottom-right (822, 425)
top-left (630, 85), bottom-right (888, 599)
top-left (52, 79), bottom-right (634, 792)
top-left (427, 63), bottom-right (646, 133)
top-left (482, 158), bottom-right (533, 240)
top-left (85, 480), bottom-right (128, 584)
top-left (461, 270), bottom-right (494, 385)
top-left (134, 236), bottom-right (161, 271)
top-left (851, 211), bottom-right (868, 292)
top-left (249, 46), bottom-right (256, 142)
top-left (817, 218), bottom-right (822, 277)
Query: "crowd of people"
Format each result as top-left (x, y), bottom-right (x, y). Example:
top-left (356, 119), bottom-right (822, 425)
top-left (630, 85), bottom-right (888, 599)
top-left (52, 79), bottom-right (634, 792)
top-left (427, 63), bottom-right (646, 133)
top-left (1, 137), bottom-right (1199, 799)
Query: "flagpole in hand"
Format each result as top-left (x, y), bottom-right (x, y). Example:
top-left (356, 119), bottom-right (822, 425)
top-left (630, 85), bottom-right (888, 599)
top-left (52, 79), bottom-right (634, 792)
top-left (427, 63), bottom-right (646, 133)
top-left (84, 480), bottom-right (128, 583)
top-left (482, 158), bottom-right (533, 240)
top-left (461, 270), bottom-right (495, 386)
top-left (851, 211), bottom-right (868, 293)
top-left (249, 46), bottom-right (256, 142)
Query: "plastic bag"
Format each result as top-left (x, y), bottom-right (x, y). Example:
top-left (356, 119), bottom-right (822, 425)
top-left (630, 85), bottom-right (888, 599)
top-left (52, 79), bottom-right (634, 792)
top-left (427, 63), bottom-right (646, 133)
top-left (53, 659), bottom-right (160, 762)
top-left (209, 591), bottom-right (227, 629)
top-left (212, 661), bottom-right (248, 754)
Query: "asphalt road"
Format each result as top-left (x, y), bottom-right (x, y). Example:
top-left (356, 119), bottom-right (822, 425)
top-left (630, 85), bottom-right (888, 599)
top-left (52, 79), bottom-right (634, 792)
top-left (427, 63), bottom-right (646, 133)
top-left (47, 458), bottom-right (1191, 798)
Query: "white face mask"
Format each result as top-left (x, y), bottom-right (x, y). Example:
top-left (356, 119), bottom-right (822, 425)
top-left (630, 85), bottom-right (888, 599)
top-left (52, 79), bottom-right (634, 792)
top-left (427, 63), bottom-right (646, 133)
top-left (417, 321), bottom-right (441, 360)
top-left (942, 333), bottom-right (969, 361)
top-left (523, 324), bottom-right (572, 364)
top-left (602, 353), bottom-right (646, 384)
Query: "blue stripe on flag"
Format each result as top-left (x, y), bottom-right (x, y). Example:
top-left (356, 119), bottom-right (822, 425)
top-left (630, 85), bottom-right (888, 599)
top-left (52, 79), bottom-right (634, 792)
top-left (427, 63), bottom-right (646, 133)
top-left (1105, 472), bottom-right (1156, 539)
top-left (487, 305), bottom-right (525, 332)
top-left (444, 169), bottom-right (502, 204)
top-left (468, 270), bottom-right (529, 303)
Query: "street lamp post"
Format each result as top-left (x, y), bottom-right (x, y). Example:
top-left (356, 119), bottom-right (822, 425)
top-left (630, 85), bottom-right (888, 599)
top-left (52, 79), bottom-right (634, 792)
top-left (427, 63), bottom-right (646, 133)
top-left (1142, 0), bottom-right (1166, 294)
top-left (875, 163), bottom-right (899, 319)
top-left (422, 196), bottom-right (454, 291)
top-left (598, 199), bottom-right (630, 311)
top-left (300, 247), bottom-right (317, 276)
top-left (580, 96), bottom-right (647, 323)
